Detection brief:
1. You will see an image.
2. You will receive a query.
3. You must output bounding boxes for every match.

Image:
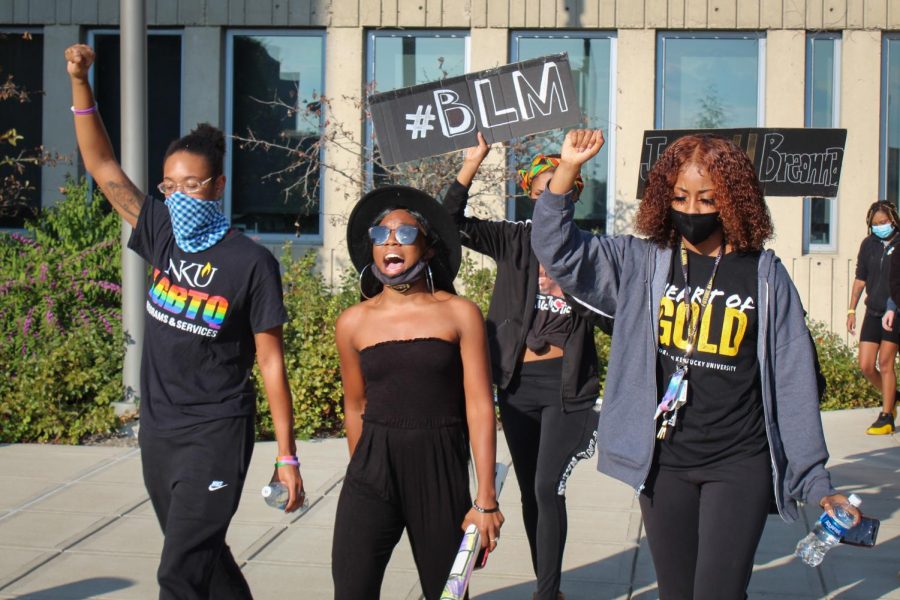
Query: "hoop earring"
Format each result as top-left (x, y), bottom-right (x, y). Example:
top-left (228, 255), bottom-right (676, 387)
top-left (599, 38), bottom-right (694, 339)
top-left (358, 263), bottom-right (374, 300)
top-left (426, 263), bottom-right (435, 295)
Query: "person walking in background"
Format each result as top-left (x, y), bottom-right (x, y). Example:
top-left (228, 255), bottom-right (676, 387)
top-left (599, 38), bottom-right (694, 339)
top-left (331, 185), bottom-right (503, 600)
top-left (530, 129), bottom-right (859, 599)
top-left (66, 43), bottom-right (304, 599)
top-left (444, 133), bottom-right (607, 600)
top-left (847, 201), bottom-right (900, 435)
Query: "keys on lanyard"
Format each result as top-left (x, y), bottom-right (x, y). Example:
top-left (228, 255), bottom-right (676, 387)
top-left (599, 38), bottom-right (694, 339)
top-left (655, 242), bottom-right (724, 441)
top-left (656, 369), bottom-right (688, 440)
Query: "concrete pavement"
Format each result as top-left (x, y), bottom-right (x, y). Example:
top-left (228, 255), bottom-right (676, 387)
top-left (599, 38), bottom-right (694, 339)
top-left (0, 408), bottom-right (897, 599)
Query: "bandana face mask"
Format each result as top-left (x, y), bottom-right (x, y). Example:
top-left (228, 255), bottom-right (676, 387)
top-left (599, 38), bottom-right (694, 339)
top-left (164, 191), bottom-right (230, 253)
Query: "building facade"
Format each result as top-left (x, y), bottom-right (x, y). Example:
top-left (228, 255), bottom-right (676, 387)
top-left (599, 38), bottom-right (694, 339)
top-left (3, 0), bottom-right (899, 339)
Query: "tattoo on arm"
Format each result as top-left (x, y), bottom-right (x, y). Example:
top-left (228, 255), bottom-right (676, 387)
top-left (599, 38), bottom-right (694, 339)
top-left (103, 179), bottom-right (144, 222)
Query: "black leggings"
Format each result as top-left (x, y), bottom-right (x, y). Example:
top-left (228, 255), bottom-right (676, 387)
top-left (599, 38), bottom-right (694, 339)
top-left (498, 358), bottom-right (599, 600)
top-left (639, 451), bottom-right (773, 600)
top-left (139, 416), bottom-right (255, 600)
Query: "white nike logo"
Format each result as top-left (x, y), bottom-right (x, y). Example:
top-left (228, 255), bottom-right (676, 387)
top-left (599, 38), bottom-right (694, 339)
top-left (208, 480), bottom-right (228, 492)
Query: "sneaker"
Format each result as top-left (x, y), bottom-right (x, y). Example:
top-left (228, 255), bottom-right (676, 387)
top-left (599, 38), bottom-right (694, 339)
top-left (866, 412), bottom-right (895, 435)
top-left (532, 594), bottom-right (565, 600)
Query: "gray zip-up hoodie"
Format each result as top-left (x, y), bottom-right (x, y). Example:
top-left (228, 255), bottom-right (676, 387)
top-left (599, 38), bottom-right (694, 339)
top-left (531, 189), bottom-right (836, 522)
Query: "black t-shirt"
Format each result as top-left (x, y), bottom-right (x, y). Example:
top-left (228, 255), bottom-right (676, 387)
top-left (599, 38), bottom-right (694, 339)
top-left (526, 292), bottom-right (573, 352)
top-left (655, 249), bottom-right (768, 469)
top-left (128, 197), bottom-right (288, 431)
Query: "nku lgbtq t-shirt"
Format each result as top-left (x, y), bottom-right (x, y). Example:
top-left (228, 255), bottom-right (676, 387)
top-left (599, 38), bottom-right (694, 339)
top-left (655, 249), bottom-right (768, 468)
top-left (128, 197), bottom-right (287, 431)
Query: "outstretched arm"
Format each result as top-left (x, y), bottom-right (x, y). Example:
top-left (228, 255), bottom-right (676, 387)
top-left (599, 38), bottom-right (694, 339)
top-left (65, 44), bottom-right (143, 227)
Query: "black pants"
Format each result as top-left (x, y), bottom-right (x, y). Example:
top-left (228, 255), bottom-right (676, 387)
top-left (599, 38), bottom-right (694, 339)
top-left (639, 451), bottom-right (773, 600)
top-left (140, 416), bottom-right (255, 600)
top-left (498, 358), bottom-right (599, 600)
top-left (331, 422), bottom-right (471, 600)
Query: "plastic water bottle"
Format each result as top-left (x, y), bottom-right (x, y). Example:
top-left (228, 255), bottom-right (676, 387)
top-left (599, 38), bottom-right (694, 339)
top-left (261, 482), bottom-right (291, 509)
top-left (261, 482), bottom-right (309, 511)
top-left (795, 494), bottom-right (862, 566)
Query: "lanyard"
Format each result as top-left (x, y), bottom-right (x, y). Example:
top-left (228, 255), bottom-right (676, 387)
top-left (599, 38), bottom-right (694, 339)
top-left (678, 241), bottom-right (724, 361)
top-left (655, 241), bottom-right (725, 440)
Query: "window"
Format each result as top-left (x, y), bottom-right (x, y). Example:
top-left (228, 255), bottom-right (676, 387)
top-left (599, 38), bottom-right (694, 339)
top-left (226, 32), bottom-right (325, 238)
top-left (656, 32), bottom-right (765, 129)
top-left (881, 35), bottom-right (900, 206)
top-left (511, 32), bottom-right (616, 233)
top-left (804, 33), bottom-right (840, 253)
top-left (89, 31), bottom-right (182, 201)
top-left (0, 30), bottom-right (44, 228)
top-left (366, 30), bottom-right (469, 187)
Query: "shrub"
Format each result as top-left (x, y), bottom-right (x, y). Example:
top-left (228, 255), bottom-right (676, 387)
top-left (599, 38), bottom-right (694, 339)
top-left (255, 248), bottom-right (357, 440)
top-left (809, 320), bottom-right (881, 411)
top-left (0, 178), bottom-right (123, 443)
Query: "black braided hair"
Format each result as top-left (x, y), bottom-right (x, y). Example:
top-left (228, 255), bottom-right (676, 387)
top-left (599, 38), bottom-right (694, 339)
top-left (865, 200), bottom-right (900, 232)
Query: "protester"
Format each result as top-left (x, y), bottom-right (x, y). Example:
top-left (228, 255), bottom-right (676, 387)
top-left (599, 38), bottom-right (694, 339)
top-left (530, 129), bottom-right (860, 599)
top-left (444, 133), bottom-right (606, 600)
top-left (331, 185), bottom-right (503, 600)
top-left (847, 200), bottom-right (900, 436)
top-left (66, 43), bottom-right (304, 599)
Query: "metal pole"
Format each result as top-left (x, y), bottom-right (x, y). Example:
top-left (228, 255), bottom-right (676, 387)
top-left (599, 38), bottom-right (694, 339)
top-left (116, 0), bottom-right (147, 415)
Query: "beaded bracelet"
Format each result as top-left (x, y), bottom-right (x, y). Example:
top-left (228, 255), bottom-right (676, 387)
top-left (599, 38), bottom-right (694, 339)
top-left (70, 105), bottom-right (97, 116)
top-left (472, 500), bottom-right (500, 514)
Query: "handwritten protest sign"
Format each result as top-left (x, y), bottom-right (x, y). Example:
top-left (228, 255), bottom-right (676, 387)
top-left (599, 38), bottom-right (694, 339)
top-left (636, 128), bottom-right (847, 198)
top-left (369, 54), bottom-right (582, 165)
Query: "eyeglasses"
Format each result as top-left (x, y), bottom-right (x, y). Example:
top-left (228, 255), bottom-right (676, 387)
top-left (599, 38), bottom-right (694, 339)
top-left (157, 176), bottom-right (214, 196)
top-left (368, 224), bottom-right (420, 246)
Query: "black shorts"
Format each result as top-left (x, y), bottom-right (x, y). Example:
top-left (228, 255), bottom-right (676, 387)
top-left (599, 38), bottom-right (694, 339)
top-left (860, 310), bottom-right (900, 345)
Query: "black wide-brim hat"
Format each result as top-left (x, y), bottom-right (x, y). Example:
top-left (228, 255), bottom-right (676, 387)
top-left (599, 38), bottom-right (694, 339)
top-left (347, 185), bottom-right (462, 298)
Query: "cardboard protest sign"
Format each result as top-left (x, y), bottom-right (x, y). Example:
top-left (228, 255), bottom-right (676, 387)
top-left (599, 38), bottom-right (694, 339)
top-left (636, 128), bottom-right (847, 198)
top-left (369, 54), bottom-right (582, 165)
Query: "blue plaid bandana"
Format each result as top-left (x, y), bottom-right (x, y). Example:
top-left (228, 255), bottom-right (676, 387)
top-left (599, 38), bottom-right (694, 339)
top-left (164, 191), bottom-right (230, 253)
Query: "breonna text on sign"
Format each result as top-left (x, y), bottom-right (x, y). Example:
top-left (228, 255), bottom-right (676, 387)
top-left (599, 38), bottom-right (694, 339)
top-left (369, 54), bottom-right (582, 165)
top-left (636, 128), bottom-right (847, 198)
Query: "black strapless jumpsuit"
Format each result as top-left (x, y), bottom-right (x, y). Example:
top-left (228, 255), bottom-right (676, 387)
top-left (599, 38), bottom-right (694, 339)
top-left (331, 338), bottom-right (473, 600)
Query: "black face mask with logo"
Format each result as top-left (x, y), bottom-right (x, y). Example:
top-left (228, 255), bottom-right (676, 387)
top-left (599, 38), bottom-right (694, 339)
top-left (670, 209), bottom-right (722, 246)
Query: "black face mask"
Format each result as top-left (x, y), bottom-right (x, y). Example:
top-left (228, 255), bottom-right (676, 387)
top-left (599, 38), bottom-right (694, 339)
top-left (670, 209), bottom-right (721, 245)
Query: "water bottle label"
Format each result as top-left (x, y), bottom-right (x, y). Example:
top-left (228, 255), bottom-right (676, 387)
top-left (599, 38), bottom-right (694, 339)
top-left (818, 513), bottom-right (847, 538)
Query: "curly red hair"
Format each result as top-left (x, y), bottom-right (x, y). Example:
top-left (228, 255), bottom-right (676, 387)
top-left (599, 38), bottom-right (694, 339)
top-left (635, 134), bottom-right (773, 252)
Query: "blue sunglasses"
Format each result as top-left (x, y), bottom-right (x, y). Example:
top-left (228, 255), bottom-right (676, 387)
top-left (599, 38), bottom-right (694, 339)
top-left (368, 224), bottom-right (421, 246)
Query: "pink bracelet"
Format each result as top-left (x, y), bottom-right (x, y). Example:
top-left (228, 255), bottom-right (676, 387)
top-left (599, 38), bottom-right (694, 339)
top-left (70, 105), bottom-right (97, 116)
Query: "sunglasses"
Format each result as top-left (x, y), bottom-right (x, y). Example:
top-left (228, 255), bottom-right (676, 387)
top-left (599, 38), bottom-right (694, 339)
top-left (368, 224), bottom-right (421, 246)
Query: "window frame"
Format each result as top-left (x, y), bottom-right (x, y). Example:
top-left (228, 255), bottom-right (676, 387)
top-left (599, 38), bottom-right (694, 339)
top-left (0, 26), bottom-right (45, 232)
top-left (509, 30), bottom-right (618, 233)
top-left (225, 29), bottom-right (327, 244)
top-left (880, 33), bottom-right (900, 206)
top-left (803, 32), bottom-right (841, 254)
top-left (364, 29), bottom-right (471, 190)
top-left (655, 31), bottom-right (766, 129)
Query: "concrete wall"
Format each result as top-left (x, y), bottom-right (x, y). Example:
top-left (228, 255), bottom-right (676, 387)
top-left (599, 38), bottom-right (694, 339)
top-left (4, 0), bottom-right (900, 29)
top-left (3, 0), bottom-right (894, 338)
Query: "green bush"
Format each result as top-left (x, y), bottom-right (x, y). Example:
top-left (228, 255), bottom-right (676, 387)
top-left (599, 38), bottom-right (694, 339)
top-left (809, 320), bottom-right (881, 410)
top-left (0, 178), bottom-right (123, 443)
top-left (255, 248), bottom-right (357, 440)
